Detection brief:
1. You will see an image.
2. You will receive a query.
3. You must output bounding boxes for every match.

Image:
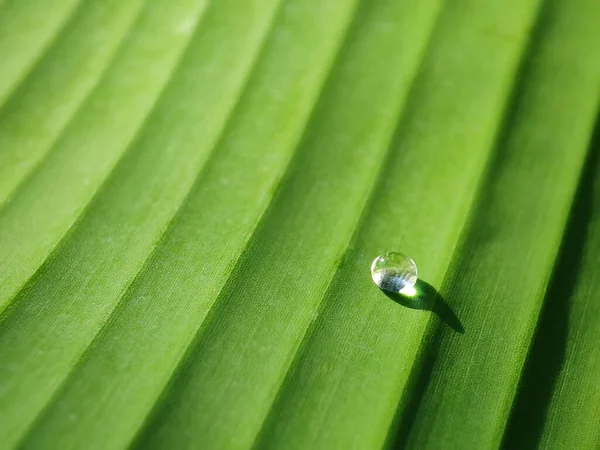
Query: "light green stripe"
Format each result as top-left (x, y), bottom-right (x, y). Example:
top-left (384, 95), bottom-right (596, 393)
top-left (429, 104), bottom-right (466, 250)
top-left (406, 0), bottom-right (600, 447)
top-left (0, 0), bottom-right (146, 206)
top-left (256, 0), bottom-right (545, 448)
top-left (0, 0), bottom-right (81, 104)
top-left (0, 0), bottom-right (279, 447)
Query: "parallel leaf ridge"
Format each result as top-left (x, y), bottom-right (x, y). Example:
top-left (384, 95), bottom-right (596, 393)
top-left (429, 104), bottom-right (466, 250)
top-left (0, 0), bottom-right (598, 449)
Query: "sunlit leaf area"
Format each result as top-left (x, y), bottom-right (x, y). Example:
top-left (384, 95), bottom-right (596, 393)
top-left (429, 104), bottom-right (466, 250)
top-left (0, 0), bottom-right (599, 448)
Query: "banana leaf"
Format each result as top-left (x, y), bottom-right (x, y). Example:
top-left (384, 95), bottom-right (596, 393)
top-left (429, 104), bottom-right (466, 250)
top-left (0, 0), bottom-right (599, 448)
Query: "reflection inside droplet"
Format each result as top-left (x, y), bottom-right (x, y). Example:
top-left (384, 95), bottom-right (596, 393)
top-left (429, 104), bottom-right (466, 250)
top-left (371, 252), bottom-right (418, 294)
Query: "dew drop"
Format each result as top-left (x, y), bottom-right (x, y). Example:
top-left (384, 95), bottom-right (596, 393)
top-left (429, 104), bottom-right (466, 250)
top-left (371, 252), bottom-right (417, 294)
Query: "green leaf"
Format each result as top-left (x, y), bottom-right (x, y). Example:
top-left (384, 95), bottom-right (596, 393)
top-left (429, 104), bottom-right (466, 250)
top-left (0, 0), bottom-right (599, 449)
top-left (0, 0), bottom-right (147, 205)
top-left (503, 123), bottom-right (600, 449)
top-left (398, 1), bottom-right (600, 447)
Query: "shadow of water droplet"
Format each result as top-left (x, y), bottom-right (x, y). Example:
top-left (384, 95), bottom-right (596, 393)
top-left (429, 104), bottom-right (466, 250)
top-left (382, 279), bottom-right (464, 333)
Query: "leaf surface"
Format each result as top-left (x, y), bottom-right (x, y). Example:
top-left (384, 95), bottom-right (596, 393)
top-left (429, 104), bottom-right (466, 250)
top-left (0, 0), bottom-right (599, 449)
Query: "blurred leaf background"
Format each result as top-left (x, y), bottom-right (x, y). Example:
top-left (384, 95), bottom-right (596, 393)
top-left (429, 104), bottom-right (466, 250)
top-left (0, 0), bottom-right (599, 448)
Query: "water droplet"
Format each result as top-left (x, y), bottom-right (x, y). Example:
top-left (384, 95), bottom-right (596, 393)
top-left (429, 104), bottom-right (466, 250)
top-left (371, 252), bottom-right (418, 294)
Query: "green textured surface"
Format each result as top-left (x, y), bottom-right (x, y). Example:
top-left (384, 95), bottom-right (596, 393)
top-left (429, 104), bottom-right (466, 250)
top-left (0, 0), bottom-right (599, 449)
